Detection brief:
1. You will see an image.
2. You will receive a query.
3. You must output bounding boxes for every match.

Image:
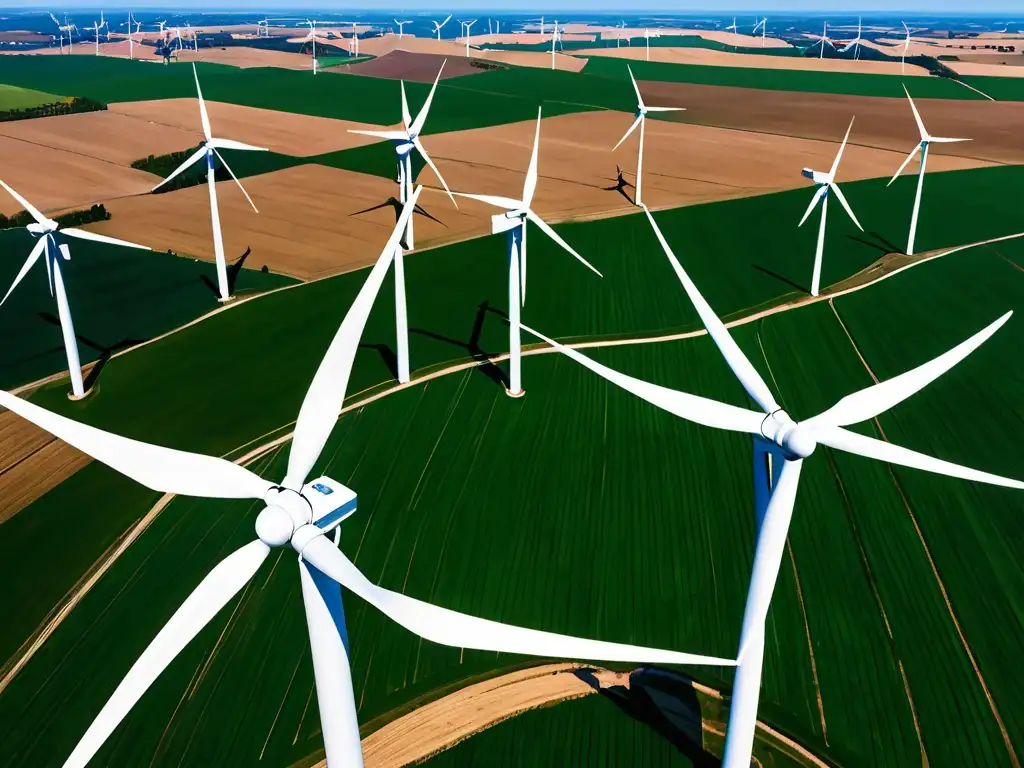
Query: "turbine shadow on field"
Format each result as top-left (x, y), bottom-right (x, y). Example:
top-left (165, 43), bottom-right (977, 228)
top-left (200, 247), bottom-right (252, 299)
top-left (602, 166), bottom-right (635, 205)
top-left (752, 263), bottom-right (807, 295)
top-left (350, 196), bottom-right (446, 249)
top-left (574, 667), bottom-right (717, 766)
top-left (411, 300), bottom-right (509, 389)
top-left (358, 342), bottom-right (399, 381)
top-left (848, 230), bottom-right (905, 256)
top-left (37, 312), bottom-right (141, 391)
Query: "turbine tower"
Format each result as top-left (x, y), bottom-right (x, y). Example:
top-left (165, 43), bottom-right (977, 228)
top-left (0, 180), bottom-right (152, 399)
top-left (348, 21), bottom-right (360, 56)
top-left (798, 117), bottom-right (862, 297)
top-left (811, 21), bottom-right (835, 58)
top-left (551, 20), bottom-right (561, 68)
top-left (614, 65), bottom-right (684, 207)
top-left (888, 86), bottom-right (970, 256)
top-left (454, 108), bottom-right (603, 397)
top-left (900, 21), bottom-right (913, 73)
top-left (433, 14), bottom-right (452, 40)
top-left (348, 62), bottom-right (457, 384)
top-left (85, 18), bottom-right (103, 54)
top-left (524, 205), bottom-right (1023, 768)
top-left (394, 19), bottom-right (410, 38)
top-left (0, 188), bottom-right (735, 768)
top-left (153, 65), bottom-right (268, 303)
top-left (840, 17), bottom-right (864, 59)
top-left (460, 19), bottom-right (476, 56)
top-left (752, 17), bottom-right (767, 46)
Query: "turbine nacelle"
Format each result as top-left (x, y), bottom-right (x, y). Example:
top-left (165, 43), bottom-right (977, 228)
top-left (257, 478), bottom-right (357, 547)
top-left (759, 411), bottom-right (817, 459)
top-left (801, 168), bottom-right (831, 185)
top-left (491, 209), bottom-right (526, 234)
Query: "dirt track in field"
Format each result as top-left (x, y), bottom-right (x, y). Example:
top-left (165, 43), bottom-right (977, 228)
top-left (578, 45), bottom-right (928, 76)
top-left (0, 410), bottom-right (89, 525)
top-left (108, 100), bottom-right (389, 157)
top-left (630, 79), bottom-right (1024, 165)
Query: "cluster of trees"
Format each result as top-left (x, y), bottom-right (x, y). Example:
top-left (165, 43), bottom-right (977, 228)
top-left (0, 96), bottom-right (105, 123)
top-left (132, 145), bottom-right (229, 193)
top-left (0, 203), bottom-right (110, 231)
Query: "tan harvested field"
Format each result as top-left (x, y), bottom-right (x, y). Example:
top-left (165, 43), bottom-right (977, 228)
top-left (108, 99), bottom-right (388, 157)
top-left (863, 37), bottom-right (1023, 58)
top-left (578, 45), bottom-right (929, 75)
top-left (0, 410), bottom-right (90, 525)
top-left (631, 79), bottom-right (1024, 165)
top-left (354, 33), bottom-right (577, 70)
top-left (0, 135), bottom-right (159, 217)
top-left (476, 48), bottom-right (587, 71)
top-left (415, 111), bottom-right (991, 223)
top-left (285, 35), bottom-right (351, 51)
top-left (166, 46), bottom-right (314, 69)
top-left (0, 110), bottom-right (196, 165)
top-left (339, 49), bottom-right (484, 81)
top-left (463, 32), bottom-right (597, 45)
top-left (956, 53), bottom-right (1024, 66)
top-left (560, 24), bottom-right (792, 49)
top-left (85, 164), bottom-right (493, 280)
top-left (948, 61), bottom-right (1024, 77)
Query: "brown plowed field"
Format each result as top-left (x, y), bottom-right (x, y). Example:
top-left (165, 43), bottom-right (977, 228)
top-left (630, 80), bottom-right (1024, 165)
top-left (84, 164), bottom-right (493, 280)
top-left (580, 45), bottom-right (928, 76)
top-left (166, 46), bottom-right (314, 70)
top-left (108, 100), bottom-right (389, 157)
top-left (338, 49), bottom-right (485, 81)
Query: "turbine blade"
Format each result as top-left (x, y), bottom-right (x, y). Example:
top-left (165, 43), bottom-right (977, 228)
top-left (927, 136), bottom-right (971, 144)
top-left (816, 426), bottom-right (1024, 489)
top-left (522, 107), bottom-right (542, 208)
top-left (210, 147), bottom-right (259, 213)
top-left (410, 60), bottom-right (446, 136)
top-left (0, 179), bottom-right (48, 226)
top-left (887, 144), bottom-right (921, 187)
top-left (1, 237), bottom-right (47, 306)
top-left (152, 146), bottom-right (208, 191)
top-left (206, 138), bottom-right (269, 152)
top-left (613, 114), bottom-right (643, 151)
top-left (903, 84), bottom-right (928, 141)
top-left (192, 63), bottom-right (212, 141)
top-left (811, 312), bottom-right (1012, 428)
top-left (300, 536), bottom-right (735, 667)
top-left (0, 390), bottom-right (272, 499)
top-left (298, 559), bottom-right (362, 765)
top-left (827, 183), bottom-right (862, 231)
top-left (627, 63), bottom-right (644, 109)
top-left (347, 129), bottom-right (410, 141)
top-left (452, 191), bottom-right (523, 210)
top-left (521, 325), bottom-right (765, 435)
top-left (61, 541), bottom-right (269, 768)
top-left (412, 137), bottom-right (457, 208)
top-left (643, 106), bottom-right (685, 112)
top-left (736, 458), bottom-right (803, 658)
top-left (643, 205), bottom-right (779, 413)
top-left (525, 210), bottom-right (601, 277)
top-left (400, 80), bottom-right (412, 130)
top-left (798, 185), bottom-right (827, 227)
top-left (828, 116), bottom-right (855, 179)
top-left (61, 228), bottom-right (152, 251)
top-left (283, 186), bottom-right (423, 491)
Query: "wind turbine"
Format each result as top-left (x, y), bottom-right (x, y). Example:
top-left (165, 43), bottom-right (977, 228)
top-left (348, 21), bottom-right (360, 56)
top-left (798, 117), bottom-right (862, 297)
top-left (433, 14), bottom-right (452, 40)
top-left (394, 18), bottom-right (410, 38)
top-left (0, 180), bottom-right (152, 399)
top-left (538, 16), bottom-right (545, 35)
top-left (644, 28), bottom-right (651, 60)
top-left (155, 19), bottom-right (167, 38)
top-left (752, 16), bottom-right (767, 46)
top-left (840, 17), bottom-right (864, 59)
top-left (900, 21), bottom-right (913, 73)
top-left (524, 205), bottom-right (1023, 768)
top-left (888, 86), bottom-right (970, 257)
top-left (85, 17), bottom-right (103, 54)
top-left (49, 13), bottom-right (74, 53)
top-left (460, 19), bottom-right (476, 56)
top-left (300, 19), bottom-right (323, 73)
top-left (551, 20), bottom-right (561, 68)
top-left (153, 65), bottom-right (267, 303)
top-left (725, 17), bottom-right (738, 33)
top-left (453, 108), bottom-right (603, 398)
top-left (120, 14), bottom-right (137, 59)
top-left (614, 65), bottom-right (684, 207)
top-left (0, 187), bottom-right (734, 768)
top-left (811, 21), bottom-right (835, 59)
top-left (348, 62), bottom-right (457, 383)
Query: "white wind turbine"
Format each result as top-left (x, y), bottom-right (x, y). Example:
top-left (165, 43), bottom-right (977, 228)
top-left (300, 19), bottom-right (323, 73)
top-left (348, 62), bottom-right (457, 384)
top-left (394, 18), bottom-right (410, 38)
top-left (433, 13), bottom-right (452, 40)
top-left (811, 21), bottom-right (835, 58)
top-left (0, 188), bottom-right (735, 768)
top-left (752, 17), bottom-right (767, 46)
top-left (524, 204), bottom-right (1024, 768)
top-left (614, 65), bottom-right (684, 207)
top-left (725, 16), bottom-right (738, 33)
top-left (85, 18), bottom-right (103, 54)
top-left (888, 86), bottom-right (970, 256)
top-left (453, 108), bottom-right (603, 397)
top-left (840, 17), bottom-right (864, 59)
top-left (460, 19), bottom-right (476, 56)
top-left (798, 117), bottom-right (862, 297)
top-left (900, 21), bottom-right (914, 73)
top-left (551, 20), bottom-right (561, 68)
top-left (153, 65), bottom-right (267, 303)
top-left (348, 21), bottom-right (360, 56)
top-left (0, 180), bottom-right (152, 399)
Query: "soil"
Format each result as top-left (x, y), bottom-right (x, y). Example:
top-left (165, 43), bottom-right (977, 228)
top-left (579, 45), bottom-right (928, 76)
top-left (354, 33), bottom-right (582, 71)
top-left (337, 49), bottom-right (486, 81)
top-left (108, 99), bottom-right (389, 157)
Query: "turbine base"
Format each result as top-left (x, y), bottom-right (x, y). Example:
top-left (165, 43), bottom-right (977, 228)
top-left (67, 385), bottom-right (95, 402)
top-left (217, 294), bottom-right (238, 305)
top-left (505, 387), bottom-right (526, 399)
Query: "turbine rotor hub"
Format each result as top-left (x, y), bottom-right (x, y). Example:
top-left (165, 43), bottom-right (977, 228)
top-left (255, 505), bottom-right (293, 547)
top-left (760, 410), bottom-right (817, 459)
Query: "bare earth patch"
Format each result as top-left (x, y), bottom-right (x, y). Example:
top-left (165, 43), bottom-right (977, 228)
top-left (561, 24), bottom-right (793, 49)
top-left (338, 49), bottom-right (485, 81)
top-left (108, 100), bottom-right (389, 158)
top-left (579, 45), bottom-right (927, 76)
top-left (167, 46), bottom-right (315, 70)
top-left (355, 34), bottom-right (580, 71)
top-left (948, 61), bottom-right (1024, 78)
top-left (0, 408), bottom-right (90, 525)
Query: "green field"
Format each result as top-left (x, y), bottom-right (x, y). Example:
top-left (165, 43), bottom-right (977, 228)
top-left (581, 56), bottom-right (988, 99)
top-left (0, 229), bottom-right (295, 389)
top-left (960, 74), bottom-right (1024, 101)
top-left (0, 82), bottom-right (63, 110)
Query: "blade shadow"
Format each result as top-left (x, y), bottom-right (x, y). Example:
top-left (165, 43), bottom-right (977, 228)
top-left (200, 246), bottom-right (251, 300)
top-left (350, 196), bottom-right (447, 227)
top-left (37, 311), bottom-right (142, 391)
top-left (752, 263), bottom-right (807, 295)
top-left (411, 300), bottom-right (509, 389)
top-left (602, 166), bottom-right (635, 205)
top-left (358, 342), bottom-right (399, 381)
